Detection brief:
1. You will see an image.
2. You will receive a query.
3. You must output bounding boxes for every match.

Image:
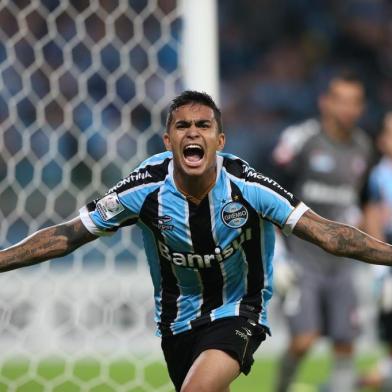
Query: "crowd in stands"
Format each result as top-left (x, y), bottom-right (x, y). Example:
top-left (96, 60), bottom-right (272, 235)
top-left (219, 0), bottom-right (392, 175)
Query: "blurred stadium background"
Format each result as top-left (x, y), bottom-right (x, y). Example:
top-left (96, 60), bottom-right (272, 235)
top-left (0, 0), bottom-right (391, 391)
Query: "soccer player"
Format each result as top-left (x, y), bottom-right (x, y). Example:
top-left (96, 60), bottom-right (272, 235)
top-left (0, 90), bottom-right (391, 392)
top-left (360, 111), bottom-right (392, 390)
top-left (272, 70), bottom-right (373, 392)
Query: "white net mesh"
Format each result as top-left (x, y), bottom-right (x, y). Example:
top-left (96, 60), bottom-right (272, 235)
top-left (0, 1), bottom-right (184, 390)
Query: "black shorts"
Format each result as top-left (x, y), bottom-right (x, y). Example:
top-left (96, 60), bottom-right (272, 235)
top-left (161, 317), bottom-right (267, 391)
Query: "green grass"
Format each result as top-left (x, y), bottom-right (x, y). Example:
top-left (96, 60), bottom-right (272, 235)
top-left (232, 355), bottom-right (378, 392)
top-left (0, 354), bottom-right (380, 391)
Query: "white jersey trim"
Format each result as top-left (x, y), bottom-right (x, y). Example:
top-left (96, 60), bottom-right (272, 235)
top-left (282, 202), bottom-right (309, 236)
top-left (79, 206), bottom-right (114, 237)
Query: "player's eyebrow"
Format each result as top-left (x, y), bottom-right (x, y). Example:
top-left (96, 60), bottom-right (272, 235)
top-left (195, 119), bottom-right (212, 126)
top-left (174, 120), bottom-right (191, 127)
top-left (174, 119), bottom-right (212, 127)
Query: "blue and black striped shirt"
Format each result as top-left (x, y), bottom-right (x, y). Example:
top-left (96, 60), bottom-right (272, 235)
top-left (80, 151), bottom-right (308, 336)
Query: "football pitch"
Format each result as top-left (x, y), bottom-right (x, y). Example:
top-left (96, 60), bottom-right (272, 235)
top-left (0, 355), bottom-right (378, 391)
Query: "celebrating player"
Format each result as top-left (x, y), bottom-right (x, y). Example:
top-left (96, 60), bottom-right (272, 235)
top-left (0, 90), bottom-right (391, 392)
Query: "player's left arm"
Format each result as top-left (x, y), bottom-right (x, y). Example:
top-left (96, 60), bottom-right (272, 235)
top-left (293, 209), bottom-right (392, 266)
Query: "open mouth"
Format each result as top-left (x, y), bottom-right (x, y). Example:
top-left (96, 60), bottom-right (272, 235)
top-left (183, 144), bottom-right (205, 164)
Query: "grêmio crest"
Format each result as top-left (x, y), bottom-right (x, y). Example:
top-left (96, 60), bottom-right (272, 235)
top-left (221, 201), bottom-right (248, 228)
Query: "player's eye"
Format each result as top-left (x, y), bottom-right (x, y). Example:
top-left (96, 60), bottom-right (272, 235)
top-left (197, 121), bottom-right (210, 129)
top-left (175, 121), bottom-right (189, 129)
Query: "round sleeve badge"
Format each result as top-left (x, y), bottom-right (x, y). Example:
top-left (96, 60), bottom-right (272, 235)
top-left (96, 192), bottom-right (125, 221)
top-left (221, 201), bottom-right (248, 228)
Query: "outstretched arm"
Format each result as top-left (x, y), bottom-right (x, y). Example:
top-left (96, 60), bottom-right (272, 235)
top-left (0, 217), bottom-right (97, 272)
top-left (293, 209), bottom-right (392, 266)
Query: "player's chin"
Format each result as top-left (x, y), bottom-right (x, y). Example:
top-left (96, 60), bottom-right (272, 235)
top-left (182, 166), bottom-right (205, 177)
top-left (181, 159), bottom-right (206, 176)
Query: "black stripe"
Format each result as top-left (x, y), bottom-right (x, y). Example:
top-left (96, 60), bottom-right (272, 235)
top-left (118, 217), bottom-right (138, 228)
top-left (86, 200), bottom-right (97, 212)
top-left (139, 188), bottom-right (180, 336)
top-left (222, 156), bottom-right (244, 178)
top-left (230, 181), bottom-right (264, 320)
top-left (106, 158), bottom-right (170, 195)
top-left (188, 197), bottom-right (224, 329)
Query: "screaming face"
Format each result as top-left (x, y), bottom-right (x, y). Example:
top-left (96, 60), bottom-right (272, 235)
top-left (183, 144), bottom-right (204, 165)
top-left (163, 103), bottom-right (225, 178)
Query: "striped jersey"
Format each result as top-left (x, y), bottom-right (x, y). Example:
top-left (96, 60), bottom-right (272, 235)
top-left (79, 151), bottom-right (308, 336)
top-left (367, 157), bottom-right (392, 244)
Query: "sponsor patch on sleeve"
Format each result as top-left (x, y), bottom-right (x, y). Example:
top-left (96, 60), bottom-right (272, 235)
top-left (96, 193), bottom-right (125, 221)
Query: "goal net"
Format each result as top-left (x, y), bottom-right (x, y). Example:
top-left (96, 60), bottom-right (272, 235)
top-left (0, 1), bottom-right (217, 390)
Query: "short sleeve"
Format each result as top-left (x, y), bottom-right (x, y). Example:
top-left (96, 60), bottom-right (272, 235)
top-left (79, 192), bottom-right (138, 236)
top-left (239, 166), bottom-right (309, 236)
top-left (78, 153), bottom-right (170, 236)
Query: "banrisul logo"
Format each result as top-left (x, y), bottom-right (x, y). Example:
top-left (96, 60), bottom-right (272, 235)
top-left (221, 201), bottom-right (248, 228)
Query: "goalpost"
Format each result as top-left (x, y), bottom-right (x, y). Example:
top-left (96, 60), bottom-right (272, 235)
top-left (0, 1), bottom-right (218, 390)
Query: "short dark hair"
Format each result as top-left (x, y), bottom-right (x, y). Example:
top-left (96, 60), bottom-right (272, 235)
top-left (331, 69), bottom-right (363, 85)
top-left (320, 67), bottom-right (365, 95)
top-left (165, 90), bottom-right (223, 132)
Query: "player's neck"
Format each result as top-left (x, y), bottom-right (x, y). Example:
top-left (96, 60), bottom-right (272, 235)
top-left (322, 118), bottom-right (353, 143)
top-left (174, 169), bottom-right (216, 205)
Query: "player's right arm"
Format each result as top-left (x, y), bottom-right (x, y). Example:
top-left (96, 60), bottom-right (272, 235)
top-left (0, 153), bottom-right (171, 273)
top-left (0, 217), bottom-right (97, 272)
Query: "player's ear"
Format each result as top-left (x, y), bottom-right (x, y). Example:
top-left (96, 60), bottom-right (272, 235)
top-left (163, 132), bottom-right (172, 151)
top-left (217, 132), bottom-right (225, 151)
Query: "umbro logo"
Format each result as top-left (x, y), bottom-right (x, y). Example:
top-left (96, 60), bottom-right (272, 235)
top-left (235, 327), bottom-right (252, 340)
top-left (242, 327), bottom-right (252, 336)
top-left (153, 215), bottom-right (174, 231)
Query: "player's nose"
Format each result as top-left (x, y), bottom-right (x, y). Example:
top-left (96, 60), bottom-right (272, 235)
top-left (185, 124), bottom-right (200, 138)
